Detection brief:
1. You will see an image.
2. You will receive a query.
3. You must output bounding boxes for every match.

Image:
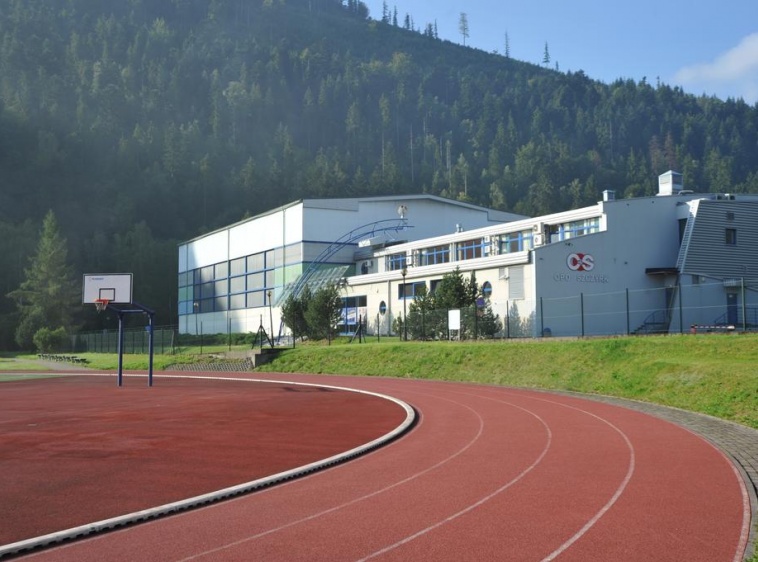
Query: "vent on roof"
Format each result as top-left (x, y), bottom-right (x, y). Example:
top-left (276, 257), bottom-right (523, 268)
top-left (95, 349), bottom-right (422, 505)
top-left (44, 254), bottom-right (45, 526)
top-left (658, 170), bottom-right (683, 196)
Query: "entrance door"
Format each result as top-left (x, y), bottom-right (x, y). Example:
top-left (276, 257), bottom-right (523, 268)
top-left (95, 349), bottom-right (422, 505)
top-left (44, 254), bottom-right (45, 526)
top-left (726, 292), bottom-right (738, 325)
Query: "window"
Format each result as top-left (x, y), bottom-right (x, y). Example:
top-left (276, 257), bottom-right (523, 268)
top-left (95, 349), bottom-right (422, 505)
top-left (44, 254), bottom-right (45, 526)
top-left (230, 276), bottom-right (246, 294)
top-left (214, 262), bottom-right (228, 279)
top-left (199, 266), bottom-right (214, 283)
top-left (247, 291), bottom-right (265, 308)
top-left (559, 218), bottom-right (600, 240)
top-left (230, 294), bottom-right (246, 310)
top-left (398, 281), bottom-right (426, 299)
top-left (725, 228), bottom-right (737, 246)
top-left (500, 231), bottom-right (533, 253)
top-left (230, 257), bottom-right (246, 276)
top-left (247, 253), bottom-right (265, 272)
top-left (200, 282), bottom-right (215, 299)
top-left (387, 253), bottom-right (407, 271)
top-left (419, 245), bottom-right (450, 266)
top-left (456, 238), bottom-right (487, 261)
top-left (429, 279), bottom-right (441, 295)
top-left (482, 281), bottom-right (492, 299)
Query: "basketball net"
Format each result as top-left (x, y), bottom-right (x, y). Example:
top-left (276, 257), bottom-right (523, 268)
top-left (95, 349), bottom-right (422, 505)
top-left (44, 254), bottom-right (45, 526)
top-left (94, 298), bottom-right (110, 313)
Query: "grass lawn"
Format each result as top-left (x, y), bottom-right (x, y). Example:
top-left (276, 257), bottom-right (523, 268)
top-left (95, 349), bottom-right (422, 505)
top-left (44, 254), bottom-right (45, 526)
top-left (5, 334), bottom-right (757, 429)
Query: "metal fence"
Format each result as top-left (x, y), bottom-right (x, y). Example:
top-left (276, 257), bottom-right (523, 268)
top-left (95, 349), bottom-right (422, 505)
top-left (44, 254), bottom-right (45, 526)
top-left (72, 279), bottom-right (758, 348)
top-left (71, 327), bottom-right (178, 354)
top-left (389, 278), bottom-right (758, 340)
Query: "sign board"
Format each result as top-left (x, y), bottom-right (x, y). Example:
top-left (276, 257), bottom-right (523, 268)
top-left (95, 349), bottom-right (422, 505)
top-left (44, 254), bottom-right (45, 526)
top-left (448, 309), bottom-right (461, 331)
top-left (82, 274), bottom-right (133, 304)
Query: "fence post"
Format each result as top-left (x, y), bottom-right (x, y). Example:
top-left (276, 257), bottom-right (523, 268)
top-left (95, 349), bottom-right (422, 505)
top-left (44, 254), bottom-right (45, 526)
top-left (539, 297), bottom-right (544, 338)
top-left (676, 277), bottom-right (684, 334)
top-left (741, 277), bottom-right (747, 331)
top-left (580, 293), bottom-right (585, 337)
top-left (626, 288), bottom-right (630, 335)
top-left (505, 300), bottom-right (510, 339)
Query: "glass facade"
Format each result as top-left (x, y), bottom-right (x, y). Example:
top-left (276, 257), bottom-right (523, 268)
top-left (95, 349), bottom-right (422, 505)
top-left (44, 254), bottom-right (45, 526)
top-left (179, 243), bottom-right (301, 316)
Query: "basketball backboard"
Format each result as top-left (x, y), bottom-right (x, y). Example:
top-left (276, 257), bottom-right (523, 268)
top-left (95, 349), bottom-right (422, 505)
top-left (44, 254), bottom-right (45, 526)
top-left (82, 274), bottom-right (133, 305)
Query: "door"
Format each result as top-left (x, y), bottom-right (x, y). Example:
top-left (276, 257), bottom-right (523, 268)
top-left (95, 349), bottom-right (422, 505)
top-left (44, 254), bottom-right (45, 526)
top-left (726, 292), bottom-right (738, 325)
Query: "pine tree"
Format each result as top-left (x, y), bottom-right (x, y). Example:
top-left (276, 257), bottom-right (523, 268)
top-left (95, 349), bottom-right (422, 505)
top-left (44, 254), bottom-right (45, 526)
top-left (542, 42), bottom-right (551, 66)
top-left (459, 13), bottom-right (470, 46)
top-left (7, 211), bottom-right (80, 349)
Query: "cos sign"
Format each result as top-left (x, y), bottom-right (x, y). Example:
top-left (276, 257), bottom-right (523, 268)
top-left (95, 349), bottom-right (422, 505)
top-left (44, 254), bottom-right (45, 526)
top-left (567, 253), bottom-right (594, 272)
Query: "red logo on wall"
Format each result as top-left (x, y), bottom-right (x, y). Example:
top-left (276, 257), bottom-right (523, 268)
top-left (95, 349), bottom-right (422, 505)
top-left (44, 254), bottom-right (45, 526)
top-left (567, 253), bottom-right (594, 272)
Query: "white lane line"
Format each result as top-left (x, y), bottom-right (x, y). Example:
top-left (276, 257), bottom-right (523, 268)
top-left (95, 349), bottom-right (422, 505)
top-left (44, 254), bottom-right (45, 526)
top-left (177, 390), bottom-right (488, 561)
top-left (357, 395), bottom-right (553, 561)
top-left (529, 396), bottom-right (636, 562)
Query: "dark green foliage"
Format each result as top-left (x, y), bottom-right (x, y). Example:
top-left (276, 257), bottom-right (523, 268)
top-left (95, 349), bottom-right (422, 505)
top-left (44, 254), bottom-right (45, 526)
top-left (433, 267), bottom-right (478, 310)
top-left (282, 284), bottom-right (341, 341)
top-left (7, 211), bottom-right (79, 349)
top-left (405, 268), bottom-right (501, 340)
top-left (304, 285), bottom-right (343, 341)
top-left (281, 285), bottom-right (311, 340)
top-left (32, 326), bottom-right (68, 353)
top-left (1, 0), bottom-right (757, 349)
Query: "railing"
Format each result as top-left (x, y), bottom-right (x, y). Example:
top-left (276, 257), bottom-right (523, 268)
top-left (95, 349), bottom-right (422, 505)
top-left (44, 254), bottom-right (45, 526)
top-left (712, 307), bottom-right (758, 329)
top-left (632, 310), bottom-right (671, 335)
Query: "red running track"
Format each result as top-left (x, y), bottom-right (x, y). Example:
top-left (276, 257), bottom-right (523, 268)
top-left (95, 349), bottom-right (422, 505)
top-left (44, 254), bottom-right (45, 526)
top-left (12, 372), bottom-right (752, 561)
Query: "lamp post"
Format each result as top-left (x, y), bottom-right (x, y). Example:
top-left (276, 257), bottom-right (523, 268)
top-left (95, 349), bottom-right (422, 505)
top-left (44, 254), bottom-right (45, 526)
top-left (193, 302), bottom-right (199, 336)
top-left (401, 265), bottom-right (408, 341)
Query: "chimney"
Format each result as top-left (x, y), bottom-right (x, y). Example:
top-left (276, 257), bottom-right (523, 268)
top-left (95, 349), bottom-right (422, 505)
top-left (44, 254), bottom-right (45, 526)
top-left (658, 170), bottom-right (683, 196)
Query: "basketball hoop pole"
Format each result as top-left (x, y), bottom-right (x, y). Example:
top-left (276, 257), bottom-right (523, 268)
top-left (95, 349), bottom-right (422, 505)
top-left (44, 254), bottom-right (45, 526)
top-left (83, 274), bottom-right (153, 388)
top-left (113, 301), bottom-right (155, 388)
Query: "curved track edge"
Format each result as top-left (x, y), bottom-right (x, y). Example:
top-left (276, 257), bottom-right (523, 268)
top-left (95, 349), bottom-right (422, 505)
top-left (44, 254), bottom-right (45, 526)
top-left (547, 389), bottom-right (756, 562)
top-left (0, 376), bottom-right (417, 560)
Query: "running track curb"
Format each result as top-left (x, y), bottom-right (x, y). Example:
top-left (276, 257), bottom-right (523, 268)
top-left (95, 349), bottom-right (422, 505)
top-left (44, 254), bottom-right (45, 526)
top-left (549, 390), bottom-right (757, 562)
top-left (0, 376), bottom-right (417, 560)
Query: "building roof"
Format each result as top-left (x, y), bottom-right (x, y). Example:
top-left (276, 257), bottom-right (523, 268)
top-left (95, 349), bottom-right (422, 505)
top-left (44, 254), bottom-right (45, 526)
top-left (180, 194), bottom-right (527, 245)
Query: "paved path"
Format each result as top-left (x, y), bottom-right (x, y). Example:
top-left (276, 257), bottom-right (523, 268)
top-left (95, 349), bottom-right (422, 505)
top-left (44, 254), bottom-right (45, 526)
top-left (12, 372), bottom-right (750, 562)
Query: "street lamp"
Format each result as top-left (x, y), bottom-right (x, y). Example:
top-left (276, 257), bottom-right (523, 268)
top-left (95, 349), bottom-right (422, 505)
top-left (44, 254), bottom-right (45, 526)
top-left (193, 301), bottom-right (199, 335)
top-left (401, 265), bottom-right (408, 341)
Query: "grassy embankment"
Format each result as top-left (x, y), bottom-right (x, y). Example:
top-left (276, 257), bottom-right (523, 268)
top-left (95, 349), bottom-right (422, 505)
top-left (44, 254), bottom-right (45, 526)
top-left (2, 334), bottom-right (756, 429)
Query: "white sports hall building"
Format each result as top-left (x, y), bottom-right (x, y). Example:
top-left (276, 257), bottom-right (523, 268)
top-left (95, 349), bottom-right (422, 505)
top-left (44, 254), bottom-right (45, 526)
top-left (178, 172), bottom-right (758, 338)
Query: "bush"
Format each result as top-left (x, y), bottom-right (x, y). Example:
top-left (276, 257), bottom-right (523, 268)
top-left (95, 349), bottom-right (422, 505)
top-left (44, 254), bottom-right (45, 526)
top-left (33, 327), bottom-right (69, 353)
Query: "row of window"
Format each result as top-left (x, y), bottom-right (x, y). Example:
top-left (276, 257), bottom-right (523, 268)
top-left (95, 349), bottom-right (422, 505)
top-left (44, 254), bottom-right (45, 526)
top-left (398, 280), bottom-right (493, 300)
top-left (179, 249), bottom-right (286, 316)
top-left (386, 219), bottom-right (600, 272)
top-left (179, 290), bottom-right (275, 315)
top-left (179, 249), bottom-right (287, 289)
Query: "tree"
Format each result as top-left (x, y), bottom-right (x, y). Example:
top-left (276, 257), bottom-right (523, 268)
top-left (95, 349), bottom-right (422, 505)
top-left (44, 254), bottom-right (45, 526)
top-left (504, 31), bottom-right (510, 58)
top-left (304, 284), bottom-right (343, 341)
top-left (542, 42), bottom-right (550, 66)
top-left (7, 211), bottom-right (79, 349)
top-left (434, 267), bottom-right (477, 310)
top-left (458, 13), bottom-right (469, 46)
top-left (281, 285), bottom-right (311, 341)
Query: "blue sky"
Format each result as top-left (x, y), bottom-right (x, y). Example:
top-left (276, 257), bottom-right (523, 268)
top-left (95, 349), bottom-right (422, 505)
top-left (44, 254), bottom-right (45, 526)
top-left (360, 1), bottom-right (758, 104)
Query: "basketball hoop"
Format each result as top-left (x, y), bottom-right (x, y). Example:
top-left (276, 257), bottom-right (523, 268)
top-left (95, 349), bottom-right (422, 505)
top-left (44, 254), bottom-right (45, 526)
top-left (94, 298), bottom-right (110, 313)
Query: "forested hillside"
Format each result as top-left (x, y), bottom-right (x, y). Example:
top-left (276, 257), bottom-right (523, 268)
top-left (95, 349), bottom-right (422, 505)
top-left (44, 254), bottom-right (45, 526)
top-left (1, 0), bottom-right (757, 348)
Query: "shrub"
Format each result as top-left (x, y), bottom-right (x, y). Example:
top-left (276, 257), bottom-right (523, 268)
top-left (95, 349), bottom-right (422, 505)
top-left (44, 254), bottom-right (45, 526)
top-left (33, 327), bottom-right (69, 353)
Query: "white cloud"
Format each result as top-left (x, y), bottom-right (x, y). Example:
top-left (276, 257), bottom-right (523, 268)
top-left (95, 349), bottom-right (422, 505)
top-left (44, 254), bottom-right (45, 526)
top-left (673, 33), bottom-right (758, 103)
